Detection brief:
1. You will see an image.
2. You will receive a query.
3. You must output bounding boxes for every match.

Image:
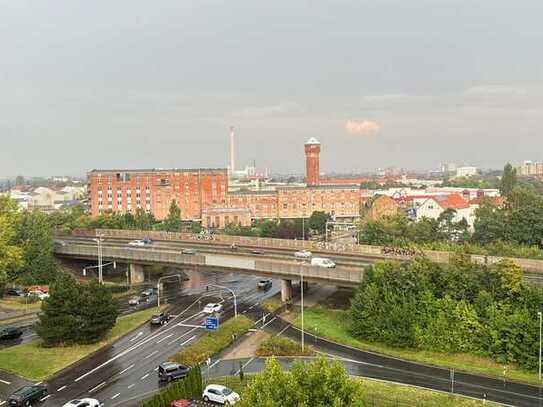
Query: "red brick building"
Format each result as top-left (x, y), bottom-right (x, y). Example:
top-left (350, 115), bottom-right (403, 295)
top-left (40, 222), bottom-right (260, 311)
top-left (88, 138), bottom-right (365, 226)
top-left (87, 168), bottom-right (228, 220)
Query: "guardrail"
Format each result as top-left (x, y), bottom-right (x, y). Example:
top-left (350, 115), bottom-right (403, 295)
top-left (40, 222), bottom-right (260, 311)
top-left (68, 228), bottom-right (543, 273)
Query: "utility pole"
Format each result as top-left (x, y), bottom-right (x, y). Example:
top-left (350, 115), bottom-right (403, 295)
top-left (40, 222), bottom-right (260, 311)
top-left (301, 261), bottom-right (305, 352)
top-left (93, 234), bottom-right (104, 284)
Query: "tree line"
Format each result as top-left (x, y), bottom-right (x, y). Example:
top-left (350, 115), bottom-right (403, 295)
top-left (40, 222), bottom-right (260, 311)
top-left (350, 256), bottom-right (543, 371)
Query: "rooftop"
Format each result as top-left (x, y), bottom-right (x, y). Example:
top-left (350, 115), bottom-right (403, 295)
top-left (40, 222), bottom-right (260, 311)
top-left (89, 168), bottom-right (227, 174)
top-left (305, 137), bottom-right (320, 145)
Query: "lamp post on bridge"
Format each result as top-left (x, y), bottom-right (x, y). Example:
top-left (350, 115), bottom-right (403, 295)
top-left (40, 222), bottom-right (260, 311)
top-left (92, 233), bottom-right (104, 284)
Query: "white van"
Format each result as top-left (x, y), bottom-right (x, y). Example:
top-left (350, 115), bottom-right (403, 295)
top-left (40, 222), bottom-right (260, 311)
top-left (311, 257), bottom-right (336, 268)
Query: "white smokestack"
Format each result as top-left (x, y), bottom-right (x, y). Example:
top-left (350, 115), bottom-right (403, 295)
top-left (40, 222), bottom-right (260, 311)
top-left (229, 126), bottom-right (235, 173)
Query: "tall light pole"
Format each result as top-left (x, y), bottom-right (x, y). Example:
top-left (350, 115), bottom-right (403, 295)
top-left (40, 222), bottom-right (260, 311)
top-left (302, 215), bottom-right (305, 241)
top-left (300, 261), bottom-right (305, 352)
top-left (208, 284), bottom-right (237, 318)
top-left (539, 311), bottom-right (542, 382)
top-left (93, 234), bottom-right (104, 284)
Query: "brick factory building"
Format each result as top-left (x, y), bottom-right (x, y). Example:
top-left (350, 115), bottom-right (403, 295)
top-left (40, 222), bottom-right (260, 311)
top-left (87, 138), bottom-right (363, 225)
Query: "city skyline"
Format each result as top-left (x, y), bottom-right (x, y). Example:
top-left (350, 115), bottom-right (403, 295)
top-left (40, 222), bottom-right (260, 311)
top-left (2, 1), bottom-right (543, 176)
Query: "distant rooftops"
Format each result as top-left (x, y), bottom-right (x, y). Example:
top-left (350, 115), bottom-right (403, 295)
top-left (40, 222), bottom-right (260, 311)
top-left (89, 168), bottom-right (227, 174)
top-left (305, 137), bottom-right (320, 145)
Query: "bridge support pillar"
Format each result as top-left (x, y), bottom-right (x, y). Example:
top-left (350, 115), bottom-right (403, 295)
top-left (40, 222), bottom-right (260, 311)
top-left (129, 264), bottom-right (145, 284)
top-left (281, 279), bottom-right (293, 302)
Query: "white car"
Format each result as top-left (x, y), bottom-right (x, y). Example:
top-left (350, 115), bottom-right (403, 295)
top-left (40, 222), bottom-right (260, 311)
top-left (203, 303), bottom-right (223, 314)
top-left (62, 398), bottom-right (104, 407)
top-left (311, 257), bottom-right (336, 268)
top-left (203, 384), bottom-right (240, 405)
top-left (28, 291), bottom-right (49, 300)
top-left (294, 249), bottom-right (312, 259)
top-left (128, 239), bottom-right (145, 247)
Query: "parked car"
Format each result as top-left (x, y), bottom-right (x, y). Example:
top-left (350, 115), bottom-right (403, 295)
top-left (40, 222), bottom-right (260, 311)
top-left (62, 398), bottom-right (104, 407)
top-left (0, 327), bottom-right (23, 340)
top-left (150, 312), bottom-right (171, 325)
top-left (7, 384), bottom-right (48, 407)
top-left (128, 296), bottom-right (141, 306)
top-left (158, 362), bottom-right (190, 382)
top-left (5, 288), bottom-right (26, 297)
top-left (128, 238), bottom-right (152, 247)
top-left (28, 290), bottom-right (49, 300)
top-left (203, 303), bottom-right (223, 314)
top-left (168, 401), bottom-right (198, 407)
top-left (310, 257), bottom-right (336, 268)
top-left (181, 248), bottom-right (198, 255)
top-left (257, 279), bottom-right (272, 290)
top-left (202, 384), bottom-right (240, 405)
top-left (294, 249), bottom-right (312, 259)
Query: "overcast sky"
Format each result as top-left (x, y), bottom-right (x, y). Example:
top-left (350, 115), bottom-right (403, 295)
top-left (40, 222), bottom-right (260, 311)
top-left (1, 1), bottom-right (543, 177)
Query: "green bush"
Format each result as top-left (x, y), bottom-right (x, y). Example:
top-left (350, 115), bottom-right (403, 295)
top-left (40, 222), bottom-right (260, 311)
top-left (140, 366), bottom-right (202, 407)
top-left (255, 336), bottom-right (315, 357)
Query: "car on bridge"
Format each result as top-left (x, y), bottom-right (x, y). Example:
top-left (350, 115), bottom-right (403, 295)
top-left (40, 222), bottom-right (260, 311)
top-left (62, 398), bottom-right (104, 407)
top-left (128, 238), bottom-right (153, 247)
top-left (203, 303), bottom-right (223, 314)
top-left (294, 249), bottom-right (312, 259)
top-left (250, 249), bottom-right (264, 255)
top-left (7, 384), bottom-right (48, 407)
top-left (311, 257), bottom-right (336, 268)
top-left (182, 248), bottom-right (198, 255)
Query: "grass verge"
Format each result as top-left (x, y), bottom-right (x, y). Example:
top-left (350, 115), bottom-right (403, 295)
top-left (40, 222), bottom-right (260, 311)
top-left (255, 336), bottom-right (315, 357)
top-left (206, 375), bottom-right (497, 406)
top-left (0, 298), bottom-right (42, 312)
top-left (171, 315), bottom-right (253, 366)
top-left (0, 306), bottom-right (165, 381)
top-left (292, 306), bottom-right (540, 385)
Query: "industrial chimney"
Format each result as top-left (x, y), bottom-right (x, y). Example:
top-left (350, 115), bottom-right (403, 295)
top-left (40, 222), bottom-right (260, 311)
top-left (229, 126), bottom-right (235, 174)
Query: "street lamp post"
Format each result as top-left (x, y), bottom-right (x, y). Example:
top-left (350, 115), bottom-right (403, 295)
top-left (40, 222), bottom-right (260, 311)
top-left (207, 284), bottom-right (237, 318)
top-left (93, 234), bottom-right (104, 284)
top-left (300, 261), bottom-right (305, 352)
top-left (538, 311), bottom-right (542, 382)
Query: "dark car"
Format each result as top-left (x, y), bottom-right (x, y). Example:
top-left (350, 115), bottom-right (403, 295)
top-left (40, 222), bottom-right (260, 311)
top-left (8, 384), bottom-right (48, 407)
top-left (0, 327), bottom-right (23, 340)
top-left (181, 248), bottom-right (198, 255)
top-left (5, 288), bottom-right (26, 297)
top-left (151, 312), bottom-right (171, 325)
top-left (257, 279), bottom-right (272, 290)
top-left (158, 362), bottom-right (190, 382)
top-left (251, 249), bottom-right (264, 255)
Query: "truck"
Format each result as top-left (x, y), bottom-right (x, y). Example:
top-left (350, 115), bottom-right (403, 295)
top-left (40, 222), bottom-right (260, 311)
top-left (311, 257), bottom-right (336, 268)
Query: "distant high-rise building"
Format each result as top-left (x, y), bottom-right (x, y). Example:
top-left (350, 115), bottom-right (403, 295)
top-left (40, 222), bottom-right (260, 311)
top-left (517, 160), bottom-right (543, 177)
top-left (440, 162), bottom-right (457, 174)
top-left (304, 137), bottom-right (321, 186)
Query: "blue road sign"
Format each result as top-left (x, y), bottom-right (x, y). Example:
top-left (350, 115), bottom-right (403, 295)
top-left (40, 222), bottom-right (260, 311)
top-left (205, 316), bottom-right (219, 331)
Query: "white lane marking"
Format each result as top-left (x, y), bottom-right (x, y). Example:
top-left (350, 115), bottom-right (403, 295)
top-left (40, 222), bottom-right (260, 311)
top-left (57, 385), bottom-right (67, 392)
top-left (127, 384), bottom-right (135, 389)
top-left (242, 310), bottom-right (248, 314)
top-left (154, 367), bottom-right (159, 371)
top-left (167, 327), bottom-right (198, 345)
top-left (180, 335), bottom-right (197, 346)
top-left (39, 395), bottom-right (51, 402)
top-left (75, 296), bottom-right (205, 382)
top-left (111, 393), bottom-right (120, 399)
top-left (209, 359), bottom-right (220, 369)
top-left (261, 316), bottom-right (277, 329)
top-left (156, 334), bottom-right (173, 344)
top-left (0, 401), bottom-right (6, 405)
top-left (0, 379), bottom-right (11, 385)
top-left (176, 323), bottom-right (205, 329)
top-left (276, 324), bottom-right (291, 336)
top-left (34, 382), bottom-right (42, 385)
top-left (130, 332), bottom-right (144, 342)
top-left (89, 381), bottom-right (106, 393)
top-left (235, 357), bottom-right (255, 375)
top-left (145, 350), bottom-right (159, 359)
top-left (118, 364), bottom-right (135, 375)
top-left (140, 373), bottom-right (149, 380)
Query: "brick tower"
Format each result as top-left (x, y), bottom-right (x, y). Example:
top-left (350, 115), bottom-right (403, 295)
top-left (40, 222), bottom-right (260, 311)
top-left (304, 137), bottom-right (321, 186)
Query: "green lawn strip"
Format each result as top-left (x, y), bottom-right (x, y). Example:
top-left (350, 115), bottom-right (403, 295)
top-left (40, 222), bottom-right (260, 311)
top-left (0, 298), bottom-right (42, 312)
top-left (255, 336), bottom-right (315, 357)
top-left (205, 375), bottom-right (496, 406)
top-left (292, 306), bottom-right (540, 385)
top-left (170, 316), bottom-right (254, 366)
top-left (260, 295), bottom-right (282, 313)
top-left (0, 305), bottom-right (166, 381)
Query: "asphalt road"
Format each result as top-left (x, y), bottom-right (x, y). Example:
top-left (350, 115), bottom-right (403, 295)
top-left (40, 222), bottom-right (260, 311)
top-left (0, 269), bottom-right (280, 407)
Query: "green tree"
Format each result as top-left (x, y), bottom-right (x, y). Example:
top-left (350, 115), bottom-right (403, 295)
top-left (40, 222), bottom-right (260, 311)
top-left (190, 221), bottom-right (202, 234)
top-left (500, 163), bottom-right (517, 198)
top-left (0, 196), bottom-right (23, 284)
top-left (161, 200), bottom-right (182, 232)
top-left (37, 274), bottom-right (119, 346)
top-left (239, 357), bottom-right (363, 407)
top-left (308, 211), bottom-right (331, 235)
top-left (12, 210), bottom-right (58, 284)
top-left (133, 208), bottom-right (156, 230)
